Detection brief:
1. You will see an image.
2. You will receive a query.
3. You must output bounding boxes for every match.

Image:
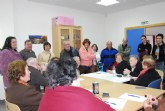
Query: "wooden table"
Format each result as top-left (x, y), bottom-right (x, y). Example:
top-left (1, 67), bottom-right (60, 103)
top-left (80, 76), bottom-right (165, 111)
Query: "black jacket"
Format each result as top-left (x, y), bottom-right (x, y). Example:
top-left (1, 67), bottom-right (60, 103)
top-left (152, 44), bottom-right (165, 62)
top-left (130, 68), bottom-right (161, 87)
top-left (116, 61), bottom-right (131, 74)
top-left (28, 66), bottom-right (48, 92)
top-left (137, 42), bottom-right (152, 54)
top-left (130, 62), bottom-right (143, 77)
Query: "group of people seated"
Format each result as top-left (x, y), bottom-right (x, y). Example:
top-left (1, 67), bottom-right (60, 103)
top-left (0, 33), bottom-right (165, 111)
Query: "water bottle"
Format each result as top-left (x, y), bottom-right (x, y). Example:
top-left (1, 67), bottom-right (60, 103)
top-left (112, 66), bottom-right (116, 77)
top-left (98, 62), bottom-right (103, 72)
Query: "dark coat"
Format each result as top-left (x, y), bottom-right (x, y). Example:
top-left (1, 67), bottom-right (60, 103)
top-left (28, 66), bottom-right (48, 92)
top-left (130, 62), bottom-right (143, 77)
top-left (60, 47), bottom-right (79, 59)
top-left (115, 61), bottom-right (131, 74)
top-left (6, 83), bottom-right (42, 111)
top-left (152, 44), bottom-right (165, 62)
top-left (130, 68), bottom-right (161, 87)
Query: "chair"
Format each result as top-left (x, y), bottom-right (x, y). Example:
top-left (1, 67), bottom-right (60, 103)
top-left (156, 69), bottom-right (164, 80)
top-left (148, 78), bottom-right (162, 89)
top-left (5, 99), bottom-right (21, 111)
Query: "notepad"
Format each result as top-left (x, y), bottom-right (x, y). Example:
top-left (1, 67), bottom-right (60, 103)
top-left (119, 93), bottom-right (146, 102)
top-left (105, 98), bottom-right (127, 110)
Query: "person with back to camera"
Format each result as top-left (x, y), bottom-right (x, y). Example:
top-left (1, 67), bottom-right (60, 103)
top-left (38, 58), bottom-right (115, 111)
top-left (6, 60), bottom-right (42, 111)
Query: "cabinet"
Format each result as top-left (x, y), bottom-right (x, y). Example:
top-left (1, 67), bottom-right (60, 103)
top-left (52, 25), bottom-right (82, 57)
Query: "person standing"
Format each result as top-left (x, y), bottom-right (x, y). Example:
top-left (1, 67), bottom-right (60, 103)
top-left (79, 39), bottom-right (95, 74)
top-left (38, 42), bottom-right (54, 67)
top-left (100, 41), bottom-right (118, 71)
top-left (60, 40), bottom-right (79, 59)
top-left (118, 38), bottom-right (131, 62)
top-left (20, 40), bottom-right (36, 61)
top-left (0, 36), bottom-right (22, 88)
top-left (137, 35), bottom-right (152, 61)
top-left (152, 33), bottom-right (165, 89)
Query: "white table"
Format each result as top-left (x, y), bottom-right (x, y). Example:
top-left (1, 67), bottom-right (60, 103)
top-left (0, 75), bottom-right (5, 100)
top-left (81, 71), bottom-right (131, 83)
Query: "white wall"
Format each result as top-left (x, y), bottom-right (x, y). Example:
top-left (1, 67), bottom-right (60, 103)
top-left (0, 0), bottom-right (14, 48)
top-left (13, 0), bottom-right (106, 56)
top-left (106, 1), bottom-right (165, 49)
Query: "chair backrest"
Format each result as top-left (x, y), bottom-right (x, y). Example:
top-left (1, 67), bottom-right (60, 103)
top-left (156, 69), bottom-right (164, 80)
top-left (5, 99), bottom-right (21, 111)
top-left (148, 78), bottom-right (162, 89)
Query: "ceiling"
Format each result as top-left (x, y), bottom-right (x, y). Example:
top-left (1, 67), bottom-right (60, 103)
top-left (28, 0), bottom-right (165, 14)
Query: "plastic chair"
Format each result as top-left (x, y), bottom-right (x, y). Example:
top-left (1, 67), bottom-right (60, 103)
top-left (148, 78), bottom-right (162, 89)
top-left (5, 99), bottom-right (21, 111)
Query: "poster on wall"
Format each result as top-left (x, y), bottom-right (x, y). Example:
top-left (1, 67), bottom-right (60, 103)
top-left (29, 35), bottom-right (47, 44)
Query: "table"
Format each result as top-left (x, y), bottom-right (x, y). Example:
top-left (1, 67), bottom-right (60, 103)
top-left (80, 75), bottom-right (165, 111)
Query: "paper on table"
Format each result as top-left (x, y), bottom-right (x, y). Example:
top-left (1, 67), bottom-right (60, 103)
top-left (119, 93), bottom-right (146, 102)
top-left (79, 78), bottom-right (84, 81)
top-left (82, 71), bottom-right (130, 83)
top-left (105, 98), bottom-right (127, 110)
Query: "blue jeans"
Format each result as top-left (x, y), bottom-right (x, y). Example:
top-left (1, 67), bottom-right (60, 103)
top-left (155, 62), bottom-right (165, 82)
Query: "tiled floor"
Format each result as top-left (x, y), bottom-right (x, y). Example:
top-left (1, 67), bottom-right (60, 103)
top-left (0, 100), bottom-right (6, 111)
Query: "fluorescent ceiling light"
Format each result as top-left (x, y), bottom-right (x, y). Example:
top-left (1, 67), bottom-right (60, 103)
top-left (96, 0), bottom-right (119, 6)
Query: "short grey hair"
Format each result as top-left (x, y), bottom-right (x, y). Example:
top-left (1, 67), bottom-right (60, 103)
top-left (26, 57), bottom-right (37, 66)
top-left (129, 55), bottom-right (139, 61)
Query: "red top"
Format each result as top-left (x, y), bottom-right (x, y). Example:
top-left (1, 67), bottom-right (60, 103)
top-left (38, 86), bottom-right (115, 111)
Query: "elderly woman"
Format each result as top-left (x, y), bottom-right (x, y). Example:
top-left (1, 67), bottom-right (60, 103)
top-left (38, 42), bottom-right (54, 67)
top-left (38, 58), bottom-right (115, 111)
top-left (107, 53), bottom-right (131, 74)
top-left (123, 55), bottom-right (143, 77)
top-left (130, 55), bottom-right (160, 87)
top-left (79, 39), bottom-right (95, 74)
top-left (6, 60), bottom-right (42, 111)
top-left (0, 36), bottom-right (22, 88)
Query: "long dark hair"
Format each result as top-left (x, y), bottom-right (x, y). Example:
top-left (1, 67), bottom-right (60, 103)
top-left (2, 36), bottom-right (17, 51)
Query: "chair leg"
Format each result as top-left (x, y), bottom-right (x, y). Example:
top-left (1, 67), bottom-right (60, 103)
top-left (162, 82), bottom-right (165, 90)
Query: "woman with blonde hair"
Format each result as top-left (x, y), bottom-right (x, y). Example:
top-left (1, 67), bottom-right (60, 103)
top-left (130, 55), bottom-right (160, 87)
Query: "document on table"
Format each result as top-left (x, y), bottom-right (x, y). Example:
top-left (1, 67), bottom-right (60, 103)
top-left (119, 93), bottom-right (146, 102)
top-left (82, 71), bottom-right (130, 83)
top-left (105, 98), bottom-right (127, 110)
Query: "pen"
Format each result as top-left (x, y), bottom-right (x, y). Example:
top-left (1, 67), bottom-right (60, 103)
top-left (110, 102), bottom-right (116, 105)
top-left (128, 94), bottom-right (140, 98)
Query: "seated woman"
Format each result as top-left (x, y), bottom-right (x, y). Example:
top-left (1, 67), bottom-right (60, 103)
top-left (38, 58), bottom-right (115, 111)
top-left (144, 94), bottom-right (165, 111)
top-left (123, 55), bottom-right (143, 77)
top-left (130, 55), bottom-right (161, 87)
top-left (107, 53), bottom-right (131, 74)
top-left (6, 60), bottom-right (42, 111)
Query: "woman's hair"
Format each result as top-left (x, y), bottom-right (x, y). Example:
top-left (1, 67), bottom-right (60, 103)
top-left (115, 53), bottom-right (123, 59)
top-left (82, 38), bottom-right (91, 45)
top-left (43, 42), bottom-right (51, 50)
top-left (8, 60), bottom-right (27, 83)
top-left (129, 55), bottom-right (139, 61)
top-left (46, 58), bottom-right (78, 89)
top-left (142, 55), bottom-right (155, 68)
top-left (2, 36), bottom-right (16, 51)
top-left (91, 44), bottom-right (98, 52)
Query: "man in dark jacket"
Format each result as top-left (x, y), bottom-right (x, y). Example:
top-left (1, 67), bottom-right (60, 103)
top-left (26, 57), bottom-right (48, 92)
top-left (138, 35), bottom-right (152, 61)
top-left (60, 40), bottom-right (79, 59)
